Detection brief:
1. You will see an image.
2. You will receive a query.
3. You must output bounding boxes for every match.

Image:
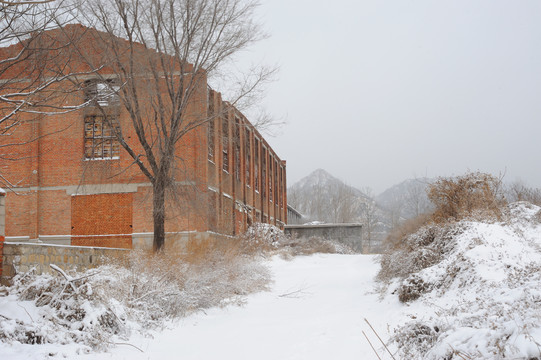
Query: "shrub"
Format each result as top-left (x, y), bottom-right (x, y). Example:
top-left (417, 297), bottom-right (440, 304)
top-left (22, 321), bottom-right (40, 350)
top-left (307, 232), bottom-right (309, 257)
top-left (377, 222), bottom-right (465, 283)
top-left (2, 239), bottom-right (271, 351)
top-left (239, 223), bottom-right (355, 257)
top-left (383, 213), bottom-right (432, 251)
top-left (427, 172), bottom-right (506, 223)
top-left (506, 181), bottom-right (541, 206)
top-left (398, 274), bottom-right (432, 303)
top-left (391, 321), bottom-right (441, 359)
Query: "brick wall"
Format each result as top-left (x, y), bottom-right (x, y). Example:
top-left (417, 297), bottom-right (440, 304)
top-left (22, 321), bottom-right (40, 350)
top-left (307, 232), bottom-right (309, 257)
top-left (71, 193), bottom-right (133, 248)
top-left (1, 25), bottom-right (287, 246)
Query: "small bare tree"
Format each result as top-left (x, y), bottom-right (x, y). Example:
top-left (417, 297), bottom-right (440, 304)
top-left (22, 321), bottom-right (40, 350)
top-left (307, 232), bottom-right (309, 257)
top-left (360, 187), bottom-right (379, 247)
top-left (71, 0), bottom-right (274, 251)
top-left (329, 182), bottom-right (359, 223)
top-left (506, 180), bottom-right (541, 206)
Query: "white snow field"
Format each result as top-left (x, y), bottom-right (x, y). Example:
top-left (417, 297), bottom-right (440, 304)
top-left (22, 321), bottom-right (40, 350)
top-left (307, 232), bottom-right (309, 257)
top-left (1, 254), bottom-right (399, 360)
top-left (80, 254), bottom-right (396, 359)
top-left (2, 202), bottom-right (541, 359)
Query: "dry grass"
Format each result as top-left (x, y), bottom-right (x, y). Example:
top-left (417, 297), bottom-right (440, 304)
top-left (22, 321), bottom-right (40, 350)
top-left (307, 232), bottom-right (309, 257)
top-left (383, 213), bottom-right (432, 251)
top-left (2, 235), bottom-right (272, 350)
top-left (428, 172), bottom-right (506, 223)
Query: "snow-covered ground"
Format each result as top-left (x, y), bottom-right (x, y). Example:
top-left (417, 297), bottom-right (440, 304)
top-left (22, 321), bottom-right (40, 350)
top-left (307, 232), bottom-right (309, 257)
top-left (1, 254), bottom-right (400, 360)
top-left (2, 202), bottom-right (541, 359)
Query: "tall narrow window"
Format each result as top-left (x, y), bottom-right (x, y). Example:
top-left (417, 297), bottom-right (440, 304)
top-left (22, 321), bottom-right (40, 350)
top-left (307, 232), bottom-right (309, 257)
top-left (261, 147), bottom-right (266, 199)
top-left (269, 155), bottom-right (273, 202)
top-left (275, 159), bottom-right (279, 206)
top-left (280, 166), bottom-right (284, 208)
top-left (234, 117), bottom-right (241, 180)
top-left (207, 90), bottom-right (215, 161)
top-left (245, 128), bottom-right (251, 186)
top-left (222, 116), bottom-right (229, 172)
top-left (254, 138), bottom-right (260, 192)
top-left (84, 115), bottom-right (120, 160)
top-left (208, 119), bottom-right (215, 161)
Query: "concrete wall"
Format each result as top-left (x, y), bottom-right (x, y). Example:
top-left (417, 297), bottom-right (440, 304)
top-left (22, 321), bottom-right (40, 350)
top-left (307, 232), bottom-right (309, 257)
top-left (284, 223), bottom-right (368, 253)
top-left (1, 243), bottom-right (128, 282)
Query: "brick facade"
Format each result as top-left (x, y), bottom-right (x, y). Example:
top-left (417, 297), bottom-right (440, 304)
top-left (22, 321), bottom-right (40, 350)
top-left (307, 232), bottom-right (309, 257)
top-left (0, 25), bottom-right (287, 249)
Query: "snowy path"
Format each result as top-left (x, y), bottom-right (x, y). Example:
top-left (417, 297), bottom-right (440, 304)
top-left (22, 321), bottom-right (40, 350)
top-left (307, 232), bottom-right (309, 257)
top-left (80, 254), bottom-right (398, 360)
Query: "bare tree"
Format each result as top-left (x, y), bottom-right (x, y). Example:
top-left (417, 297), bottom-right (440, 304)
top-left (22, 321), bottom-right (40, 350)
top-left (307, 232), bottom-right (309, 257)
top-left (359, 187), bottom-right (378, 247)
top-left (403, 179), bottom-right (432, 218)
top-left (70, 0), bottom-right (274, 251)
top-left (506, 180), bottom-right (541, 206)
top-left (329, 182), bottom-right (359, 223)
top-left (0, 0), bottom-right (96, 188)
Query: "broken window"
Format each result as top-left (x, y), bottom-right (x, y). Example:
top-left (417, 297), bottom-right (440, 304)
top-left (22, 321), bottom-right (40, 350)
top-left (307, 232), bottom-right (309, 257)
top-left (222, 116), bottom-right (229, 172)
top-left (269, 155), bottom-right (273, 202)
top-left (245, 128), bottom-right (251, 186)
top-left (207, 90), bottom-right (215, 161)
top-left (234, 117), bottom-right (241, 180)
top-left (84, 115), bottom-right (120, 160)
top-left (254, 138), bottom-right (260, 192)
top-left (261, 147), bottom-right (266, 199)
top-left (85, 79), bottom-right (120, 107)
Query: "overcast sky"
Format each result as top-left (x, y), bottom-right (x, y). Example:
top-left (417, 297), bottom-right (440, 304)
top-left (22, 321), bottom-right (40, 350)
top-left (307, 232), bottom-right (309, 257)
top-left (239, 0), bottom-right (541, 194)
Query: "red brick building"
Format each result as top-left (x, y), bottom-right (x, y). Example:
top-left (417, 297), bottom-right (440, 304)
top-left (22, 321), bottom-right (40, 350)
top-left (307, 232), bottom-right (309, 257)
top-left (0, 25), bottom-right (287, 249)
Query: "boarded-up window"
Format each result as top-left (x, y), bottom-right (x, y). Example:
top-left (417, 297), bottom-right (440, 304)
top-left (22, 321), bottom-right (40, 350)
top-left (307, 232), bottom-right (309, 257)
top-left (71, 193), bottom-right (133, 249)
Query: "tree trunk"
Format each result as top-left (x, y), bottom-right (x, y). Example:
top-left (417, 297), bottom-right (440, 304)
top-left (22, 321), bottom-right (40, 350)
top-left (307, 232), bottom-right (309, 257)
top-left (152, 181), bottom-right (166, 252)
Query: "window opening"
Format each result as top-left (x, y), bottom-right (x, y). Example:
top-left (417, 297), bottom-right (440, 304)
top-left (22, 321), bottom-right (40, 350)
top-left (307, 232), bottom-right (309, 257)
top-left (84, 115), bottom-right (120, 159)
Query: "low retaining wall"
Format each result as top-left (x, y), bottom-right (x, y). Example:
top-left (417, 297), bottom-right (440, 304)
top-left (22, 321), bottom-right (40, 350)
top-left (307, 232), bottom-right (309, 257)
top-left (284, 223), bottom-right (367, 253)
top-left (0, 231), bottom-right (237, 284)
top-left (0, 191), bottom-right (4, 277)
top-left (1, 243), bottom-right (129, 282)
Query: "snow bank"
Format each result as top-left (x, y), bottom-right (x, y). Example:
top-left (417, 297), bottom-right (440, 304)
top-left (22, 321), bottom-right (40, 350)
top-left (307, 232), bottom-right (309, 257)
top-left (387, 202), bottom-right (541, 359)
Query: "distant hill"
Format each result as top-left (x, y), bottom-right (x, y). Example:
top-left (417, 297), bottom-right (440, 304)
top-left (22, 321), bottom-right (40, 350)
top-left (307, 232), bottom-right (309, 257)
top-left (287, 170), bottom-right (436, 246)
top-left (287, 169), bottom-right (367, 223)
top-left (287, 169), bottom-right (389, 246)
top-left (376, 178), bottom-right (434, 221)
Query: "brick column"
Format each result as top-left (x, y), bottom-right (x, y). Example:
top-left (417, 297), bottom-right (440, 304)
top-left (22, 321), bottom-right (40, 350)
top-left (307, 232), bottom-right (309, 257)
top-left (0, 190), bottom-right (5, 277)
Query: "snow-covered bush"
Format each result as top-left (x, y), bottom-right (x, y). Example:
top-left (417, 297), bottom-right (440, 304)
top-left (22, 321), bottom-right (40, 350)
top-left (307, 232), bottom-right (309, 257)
top-left (0, 243), bottom-right (271, 352)
top-left (2, 266), bottom-right (126, 351)
top-left (382, 202), bottom-right (541, 359)
top-left (240, 223), bottom-right (354, 257)
top-left (240, 223), bottom-right (287, 254)
top-left (378, 222), bottom-right (464, 284)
